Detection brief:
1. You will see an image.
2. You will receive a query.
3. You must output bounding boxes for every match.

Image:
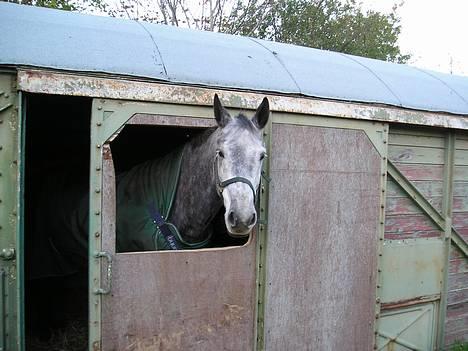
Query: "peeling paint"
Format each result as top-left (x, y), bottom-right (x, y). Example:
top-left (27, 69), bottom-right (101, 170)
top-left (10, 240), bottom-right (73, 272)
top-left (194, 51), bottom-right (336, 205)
top-left (17, 70), bottom-right (468, 130)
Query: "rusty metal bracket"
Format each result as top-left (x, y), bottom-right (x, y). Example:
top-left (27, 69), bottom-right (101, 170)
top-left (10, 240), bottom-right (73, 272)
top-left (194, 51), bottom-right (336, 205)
top-left (94, 251), bottom-right (113, 295)
top-left (387, 160), bottom-right (468, 257)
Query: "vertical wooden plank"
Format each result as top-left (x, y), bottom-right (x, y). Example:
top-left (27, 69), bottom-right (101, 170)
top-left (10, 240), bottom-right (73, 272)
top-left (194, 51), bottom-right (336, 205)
top-left (438, 131), bottom-right (455, 349)
top-left (264, 124), bottom-right (381, 350)
top-left (445, 132), bottom-right (468, 347)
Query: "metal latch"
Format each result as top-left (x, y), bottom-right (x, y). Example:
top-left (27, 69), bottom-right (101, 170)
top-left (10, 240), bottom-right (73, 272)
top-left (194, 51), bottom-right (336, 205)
top-left (0, 248), bottom-right (15, 261)
top-left (94, 251), bottom-right (113, 295)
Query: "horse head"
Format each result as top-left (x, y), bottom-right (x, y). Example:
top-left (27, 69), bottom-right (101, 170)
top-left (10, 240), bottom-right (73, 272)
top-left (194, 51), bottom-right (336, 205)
top-left (213, 94), bottom-right (270, 237)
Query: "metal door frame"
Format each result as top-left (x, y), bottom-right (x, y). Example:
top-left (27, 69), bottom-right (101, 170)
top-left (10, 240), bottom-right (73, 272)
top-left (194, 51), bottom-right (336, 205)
top-left (89, 97), bottom-right (267, 350)
top-left (0, 72), bottom-right (23, 351)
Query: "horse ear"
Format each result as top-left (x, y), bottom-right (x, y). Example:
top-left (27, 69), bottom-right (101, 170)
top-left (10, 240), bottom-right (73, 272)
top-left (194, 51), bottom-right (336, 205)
top-left (213, 94), bottom-right (231, 127)
top-left (252, 97), bottom-right (270, 129)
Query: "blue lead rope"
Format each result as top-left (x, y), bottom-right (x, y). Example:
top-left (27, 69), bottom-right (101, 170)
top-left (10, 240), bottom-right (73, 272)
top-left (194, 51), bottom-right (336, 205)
top-left (147, 202), bottom-right (180, 250)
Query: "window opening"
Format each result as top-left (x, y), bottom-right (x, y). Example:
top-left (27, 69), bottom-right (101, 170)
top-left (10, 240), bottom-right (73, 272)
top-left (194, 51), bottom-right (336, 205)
top-left (109, 124), bottom-right (249, 253)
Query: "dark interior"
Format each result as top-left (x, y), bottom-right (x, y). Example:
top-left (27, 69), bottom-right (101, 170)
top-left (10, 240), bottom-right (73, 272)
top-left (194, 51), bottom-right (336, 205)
top-left (24, 94), bottom-right (247, 350)
top-left (24, 94), bottom-right (91, 350)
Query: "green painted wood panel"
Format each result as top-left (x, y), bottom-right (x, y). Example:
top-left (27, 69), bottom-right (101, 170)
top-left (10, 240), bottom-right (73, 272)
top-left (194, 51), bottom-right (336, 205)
top-left (455, 150), bottom-right (468, 166)
top-left (380, 238), bottom-right (444, 304)
top-left (389, 146), bottom-right (445, 165)
top-left (389, 132), bottom-right (445, 148)
top-left (454, 166), bottom-right (468, 181)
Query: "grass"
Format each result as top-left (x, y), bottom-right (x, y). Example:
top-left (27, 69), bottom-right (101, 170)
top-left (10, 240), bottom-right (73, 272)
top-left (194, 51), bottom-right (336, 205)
top-left (451, 341), bottom-right (468, 351)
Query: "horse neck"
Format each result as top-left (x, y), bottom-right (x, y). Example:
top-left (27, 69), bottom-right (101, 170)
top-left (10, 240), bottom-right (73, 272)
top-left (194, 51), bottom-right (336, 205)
top-left (170, 128), bottom-right (223, 243)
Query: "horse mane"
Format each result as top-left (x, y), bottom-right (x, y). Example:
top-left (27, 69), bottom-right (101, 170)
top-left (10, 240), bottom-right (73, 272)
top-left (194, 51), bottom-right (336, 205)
top-left (188, 127), bottom-right (217, 149)
top-left (232, 114), bottom-right (257, 134)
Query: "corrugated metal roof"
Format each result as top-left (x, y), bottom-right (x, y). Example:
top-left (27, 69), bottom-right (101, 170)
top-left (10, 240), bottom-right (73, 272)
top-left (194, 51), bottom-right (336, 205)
top-left (1, 2), bottom-right (468, 115)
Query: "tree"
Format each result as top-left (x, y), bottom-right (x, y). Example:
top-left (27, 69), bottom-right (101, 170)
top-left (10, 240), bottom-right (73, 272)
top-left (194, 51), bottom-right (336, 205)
top-left (222, 0), bottom-right (410, 63)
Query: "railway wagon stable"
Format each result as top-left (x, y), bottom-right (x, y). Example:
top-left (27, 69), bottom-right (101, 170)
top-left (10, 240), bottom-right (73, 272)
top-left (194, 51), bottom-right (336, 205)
top-left (1, 2), bottom-right (468, 350)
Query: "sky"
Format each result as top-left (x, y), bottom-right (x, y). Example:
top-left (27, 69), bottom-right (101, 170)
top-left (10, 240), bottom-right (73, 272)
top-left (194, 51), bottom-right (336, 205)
top-left (362, 0), bottom-right (468, 77)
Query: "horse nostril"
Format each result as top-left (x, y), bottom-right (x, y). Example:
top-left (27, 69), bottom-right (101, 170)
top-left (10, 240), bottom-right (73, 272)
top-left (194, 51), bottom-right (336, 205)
top-left (249, 213), bottom-right (256, 226)
top-left (228, 211), bottom-right (237, 226)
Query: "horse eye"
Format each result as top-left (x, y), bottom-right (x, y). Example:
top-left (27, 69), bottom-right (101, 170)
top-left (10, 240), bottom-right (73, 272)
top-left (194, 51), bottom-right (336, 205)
top-left (218, 150), bottom-right (225, 158)
top-left (260, 153), bottom-right (267, 160)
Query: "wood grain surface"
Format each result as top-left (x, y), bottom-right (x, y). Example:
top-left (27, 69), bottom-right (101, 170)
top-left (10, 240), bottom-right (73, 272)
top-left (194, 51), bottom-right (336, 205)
top-left (263, 124), bottom-right (381, 350)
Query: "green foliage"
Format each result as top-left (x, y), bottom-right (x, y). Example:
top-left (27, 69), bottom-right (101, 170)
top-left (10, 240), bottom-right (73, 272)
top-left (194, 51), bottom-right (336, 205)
top-left (222, 0), bottom-right (410, 63)
top-left (452, 341), bottom-right (468, 351)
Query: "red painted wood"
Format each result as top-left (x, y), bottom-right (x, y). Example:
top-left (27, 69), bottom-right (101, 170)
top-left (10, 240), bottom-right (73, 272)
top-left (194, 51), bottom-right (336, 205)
top-left (451, 245), bottom-right (466, 260)
top-left (449, 258), bottom-right (468, 275)
top-left (384, 214), bottom-right (439, 234)
top-left (446, 301), bottom-right (468, 320)
top-left (453, 213), bottom-right (468, 230)
top-left (384, 230), bottom-right (442, 240)
top-left (386, 196), bottom-right (442, 216)
top-left (453, 197), bottom-right (468, 213)
top-left (448, 288), bottom-right (468, 305)
top-left (448, 272), bottom-right (468, 291)
top-left (392, 163), bottom-right (444, 181)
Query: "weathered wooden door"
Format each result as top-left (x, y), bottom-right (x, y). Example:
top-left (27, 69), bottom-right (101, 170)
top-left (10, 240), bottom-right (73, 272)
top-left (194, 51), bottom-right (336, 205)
top-left (89, 99), bottom-right (258, 350)
top-left (0, 73), bottom-right (23, 350)
top-left (259, 114), bottom-right (387, 350)
top-left (378, 127), bottom-right (468, 350)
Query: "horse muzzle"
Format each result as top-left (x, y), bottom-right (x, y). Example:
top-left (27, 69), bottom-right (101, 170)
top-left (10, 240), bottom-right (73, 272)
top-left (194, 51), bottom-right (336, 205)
top-left (226, 210), bottom-right (256, 237)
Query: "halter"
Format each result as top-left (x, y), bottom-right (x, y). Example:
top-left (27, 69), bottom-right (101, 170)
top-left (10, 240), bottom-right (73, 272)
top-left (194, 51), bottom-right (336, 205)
top-left (214, 151), bottom-right (257, 203)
